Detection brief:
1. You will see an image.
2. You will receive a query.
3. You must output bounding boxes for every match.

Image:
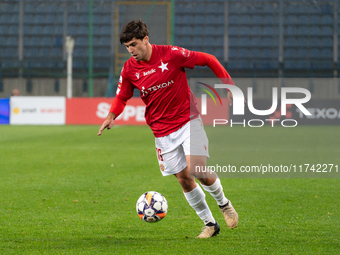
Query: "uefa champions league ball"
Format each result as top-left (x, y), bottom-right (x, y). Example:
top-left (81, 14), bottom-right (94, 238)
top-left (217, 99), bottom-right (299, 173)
top-left (136, 191), bottom-right (168, 223)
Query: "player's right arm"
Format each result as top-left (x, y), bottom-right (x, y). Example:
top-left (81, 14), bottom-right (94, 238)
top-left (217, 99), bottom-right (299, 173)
top-left (97, 69), bottom-right (133, 136)
top-left (97, 97), bottom-right (126, 135)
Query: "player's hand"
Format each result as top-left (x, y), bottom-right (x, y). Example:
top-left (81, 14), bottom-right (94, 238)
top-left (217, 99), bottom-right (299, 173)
top-left (97, 112), bottom-right (116, 136)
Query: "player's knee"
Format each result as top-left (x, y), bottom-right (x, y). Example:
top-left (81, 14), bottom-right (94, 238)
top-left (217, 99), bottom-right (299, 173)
top-left (194, 170), bottom-right (217, 183)
top-left (196, 176), bottom-right (216, 186)
top-left (177, 176), bottom-right (196, 192)
top-left (187, 156), bottom-right (206, 173)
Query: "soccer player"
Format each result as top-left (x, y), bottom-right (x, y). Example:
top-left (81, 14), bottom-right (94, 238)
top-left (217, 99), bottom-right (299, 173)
top-left (98, 20), bottom-right (238, 238)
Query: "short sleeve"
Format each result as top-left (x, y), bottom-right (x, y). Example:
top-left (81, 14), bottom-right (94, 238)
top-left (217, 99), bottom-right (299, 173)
top-left (116, 67), bottom-right (134, 101)
top-left (170, 46), bottom-right (198, 69)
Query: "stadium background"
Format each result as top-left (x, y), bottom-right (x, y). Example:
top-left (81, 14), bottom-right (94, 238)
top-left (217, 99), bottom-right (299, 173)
top-left (1, 1), bottom-right (339, 253)
top-left (0, 0), bottom-right (339, 100)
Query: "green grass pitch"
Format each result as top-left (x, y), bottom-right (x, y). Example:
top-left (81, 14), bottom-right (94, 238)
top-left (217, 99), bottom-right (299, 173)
top-left (0, 125), bottom-right (339, 254)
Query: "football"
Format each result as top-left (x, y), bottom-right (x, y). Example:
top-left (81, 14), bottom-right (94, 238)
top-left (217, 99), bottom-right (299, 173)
top-left (136, 191), bottom-right (168, 223)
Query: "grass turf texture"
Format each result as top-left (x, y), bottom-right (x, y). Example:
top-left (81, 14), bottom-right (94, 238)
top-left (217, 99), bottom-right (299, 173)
top-left (0, 125), bottom-right (339, 254)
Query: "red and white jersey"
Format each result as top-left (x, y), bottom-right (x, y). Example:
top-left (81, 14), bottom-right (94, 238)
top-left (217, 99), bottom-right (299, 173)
top-left (116, 44), bottom-right (200, 137)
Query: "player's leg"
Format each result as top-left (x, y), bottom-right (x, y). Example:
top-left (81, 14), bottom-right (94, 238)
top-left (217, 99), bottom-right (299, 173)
top-left (155, 139), bottom-right (219, 238)
top-left (188, 157), bottom-right (239, 229)
top-left (199, 176), bottom-right (239, 229)
top-left (174, 165), bottom-right (216, 226)
top-left (187, 117), bottom-right (239, 229)
top-left (179, 156), bottom-right (219, 238)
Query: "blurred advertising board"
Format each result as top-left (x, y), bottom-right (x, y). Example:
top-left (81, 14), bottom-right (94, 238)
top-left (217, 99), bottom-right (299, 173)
top-left (10, 97), bottom-right (66, 125)
top-left (0, 98), bottom-right (10, 124)
top-left (230, 99), bottom-right (340, 126)
top-left (66, 98), bottom-right (146, 125)
top-left (195, 98), bottom-right (230, 125)
top-left (293, 99), bottom-right (340, 125)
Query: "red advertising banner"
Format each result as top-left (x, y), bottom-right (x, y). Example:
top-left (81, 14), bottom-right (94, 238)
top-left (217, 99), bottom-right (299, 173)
top-left (66, 97), bottom-right (229, 126)
top-left (66, 98), bottom-right (147, 125)
top-left (196, 98), bottom-right (230, 125)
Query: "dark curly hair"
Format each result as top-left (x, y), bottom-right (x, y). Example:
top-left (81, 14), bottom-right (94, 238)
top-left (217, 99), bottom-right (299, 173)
top-left (120, 19), bottom-right (149, 44)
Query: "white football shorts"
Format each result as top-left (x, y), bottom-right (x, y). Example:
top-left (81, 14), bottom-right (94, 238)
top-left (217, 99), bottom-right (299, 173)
top-left (155, 116), bottom-right (209, 176)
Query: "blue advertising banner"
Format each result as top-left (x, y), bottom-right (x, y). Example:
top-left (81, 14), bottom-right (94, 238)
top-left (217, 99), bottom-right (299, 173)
top-left (0, 98), bottom-right (10, 124)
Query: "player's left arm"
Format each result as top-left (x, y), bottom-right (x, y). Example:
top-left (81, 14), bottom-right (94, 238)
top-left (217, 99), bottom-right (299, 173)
top-left (171, 47), bottom-right (235, 105)
top-left (195, 52), bottom-right (236, 105)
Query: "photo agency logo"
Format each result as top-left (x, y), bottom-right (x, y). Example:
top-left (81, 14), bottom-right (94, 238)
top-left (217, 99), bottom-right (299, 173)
top-left (197, 82), bottom-right (223, 115)
top-left (199, 84), bottom-right (312, 127)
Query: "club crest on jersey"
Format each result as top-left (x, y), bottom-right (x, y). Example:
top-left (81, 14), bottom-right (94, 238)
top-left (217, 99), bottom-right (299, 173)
top-left (160, 163), bottom-right (165, 171)
top-left (135, 73), bottom-right (140, 79)
top-left (158, 61), bottom-right (169, 73)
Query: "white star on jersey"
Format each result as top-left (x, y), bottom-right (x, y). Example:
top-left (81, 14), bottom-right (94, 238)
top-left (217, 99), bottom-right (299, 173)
top-left (158, 61), bottom-right (169, 73)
